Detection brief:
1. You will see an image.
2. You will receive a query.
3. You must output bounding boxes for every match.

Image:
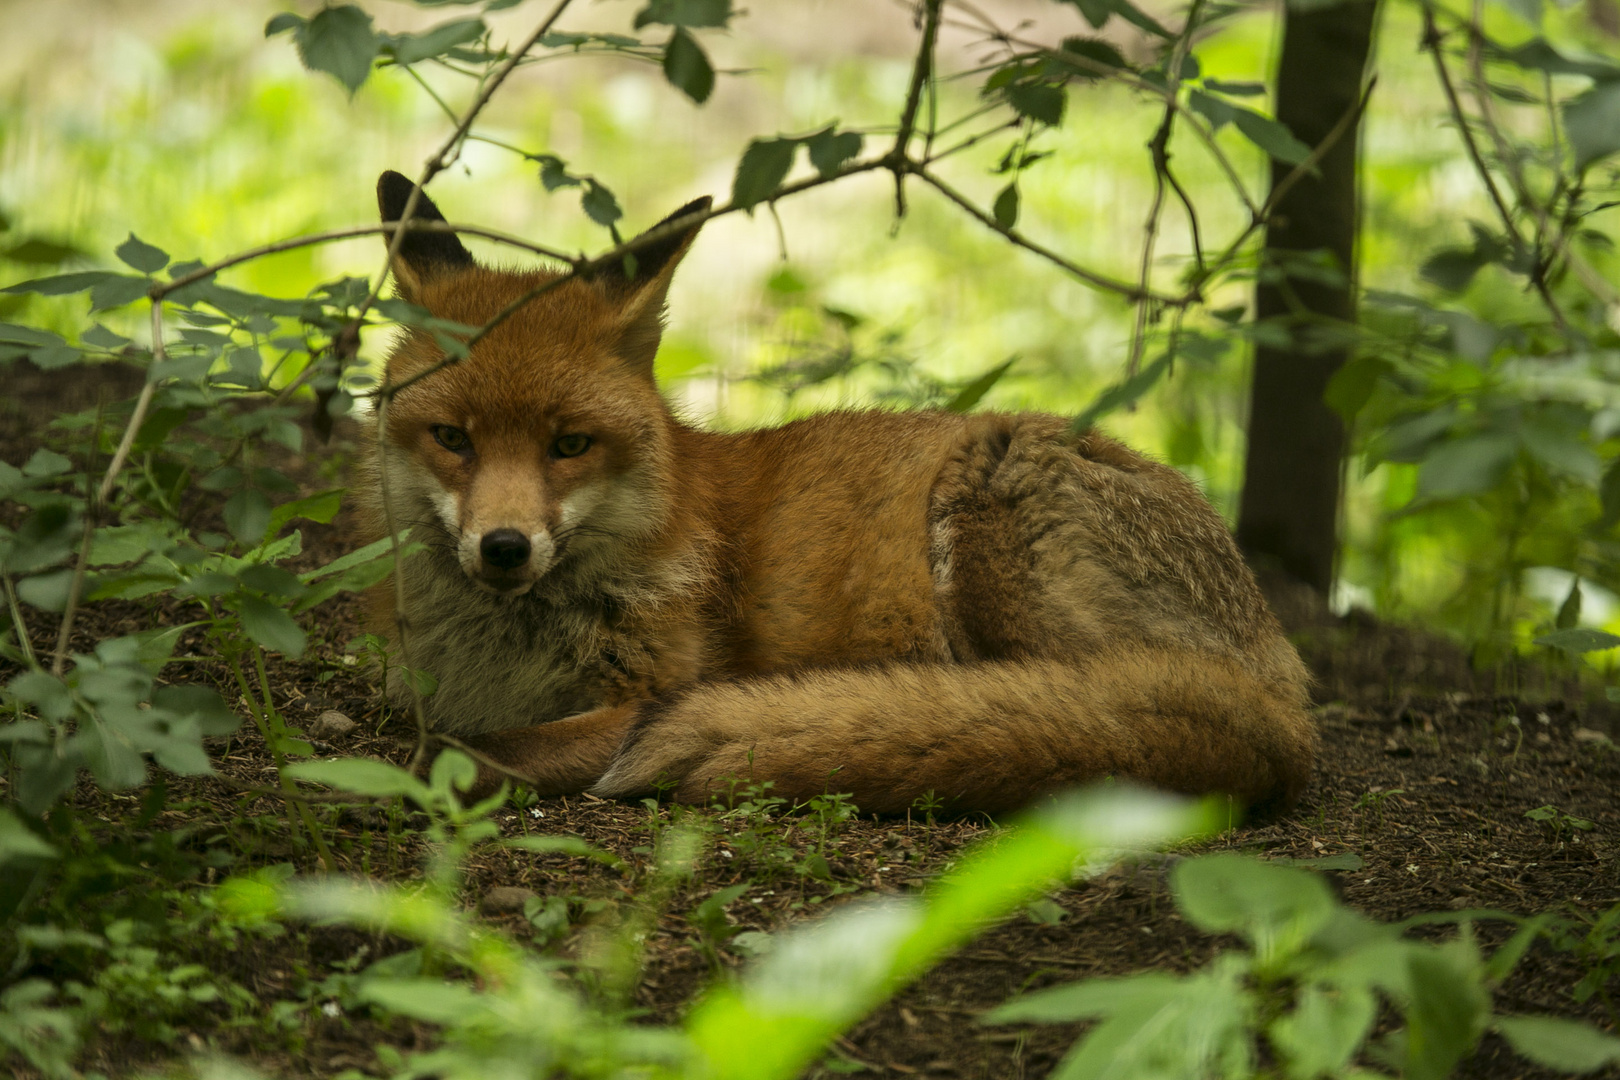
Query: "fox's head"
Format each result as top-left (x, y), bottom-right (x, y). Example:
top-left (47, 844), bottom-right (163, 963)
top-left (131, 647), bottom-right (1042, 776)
top-left (371, 170), bottom-right (709, 596)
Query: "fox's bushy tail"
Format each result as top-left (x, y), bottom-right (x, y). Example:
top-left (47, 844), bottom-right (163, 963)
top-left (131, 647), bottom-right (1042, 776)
top-left (591, 648), bottom-right (1316, 815)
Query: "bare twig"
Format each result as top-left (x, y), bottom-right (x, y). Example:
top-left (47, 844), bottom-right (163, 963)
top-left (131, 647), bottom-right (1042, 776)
top-left (912, 167), bottom-right (1169, 302)
top-left (154, 222), bottom-right (573, 300)
top-left (889, 0), bottom-right (945, 217)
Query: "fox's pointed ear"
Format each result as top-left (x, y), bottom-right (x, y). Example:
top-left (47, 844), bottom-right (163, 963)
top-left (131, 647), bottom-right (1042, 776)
top-left (377, 170), bottom-right (474, 300)
top-left (598, 196), bottom-right (712, 373)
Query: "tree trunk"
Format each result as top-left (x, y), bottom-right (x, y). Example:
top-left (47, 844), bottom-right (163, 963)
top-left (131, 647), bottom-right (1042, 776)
top-left (1235, 0), bottom-right (1379, 597)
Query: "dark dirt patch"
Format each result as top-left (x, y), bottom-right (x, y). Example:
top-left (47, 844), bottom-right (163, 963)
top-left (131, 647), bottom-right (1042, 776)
top-left (4, 359), bottom-right (1618, 1079)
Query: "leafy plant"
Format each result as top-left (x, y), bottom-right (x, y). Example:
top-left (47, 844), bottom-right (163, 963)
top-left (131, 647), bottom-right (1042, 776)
top-left (987, 853), bottom-right (1620, 1079)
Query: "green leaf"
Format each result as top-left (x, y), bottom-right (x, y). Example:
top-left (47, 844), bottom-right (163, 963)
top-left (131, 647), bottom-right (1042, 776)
top-left (235, 596), bottom-right (307, 657)
top-left (224, 489), bottom-right (273, 547)
top-left (1403, 949), bottom-right (1489, 1080)
top-left (0, 807), bottom-right (58, 866)
top-left (507, 834), bottom-right (626, 867)
top-left (90, 275), bottom-right (152, 311)
top-left (1204, 78), bottom-right (1264, 96)
top-left (1231, 108), bottom-right (1311, 165)
top-left (1072, 354), bottom-right (1171, 433)
top-left (1414, 433), bottom-right (1517, 499)
top-left (1171, 854), bottom-right (1336, 962)
top-left (988, 971), bottom-right (1184, 1023)
top-left (297, 4), bottom-right (380, 94)
top-left (1052, 37), bottom-right (1127, 79)
top-left (359, 979), bottom-right (483, 1024)
top-left (265, 12), bottom-right (304, 37)
top-left (4, 237), bottom-right (89, 264)
top-left (1063, 0), bottom-right (1171, 36)
top-left (1007, 82), bottom-right (1067, 126)
top-left (1496, 1015), bottom-right (1620, 1072)
top-left (663, 27), bottom-right (715, 104)
top-left (386, 17), bottom-right (485, 65)
top-left (267, 488), bottom-right (343, 537)
top-left (286, 758), bottom-right (430, 803)
top-left (635, 0), bottom-right (733, 28)
top-left (1324, 356), bottom-right (1392, 424)
top-left (805, 128), bottom-right (862, 178)
top-left (2, 270), bottom-right (124, 296)
top-left (237, 563), bottom-right (307, 600)
top-left (1533, 627), bottom-right (1620, 653)
top-left (22, 448), bottom-right (73, 477)
top-left (115, 233), bottom-right (169, 274)
top-left (1521, 413), bottom-right (1600, 485)
top-left (1565, 82), bottom-right (1620, 170)
top-left (1271, 983), bottom-right (1378, 1079)
top-left (993, 183), bottom-right (1020, 229)
top-left (581, 180), bottom-right (623, 227)
top-left (732, 137), bottom-right (799, 211)
top-left (945, 356), bottom-right (1016, 413)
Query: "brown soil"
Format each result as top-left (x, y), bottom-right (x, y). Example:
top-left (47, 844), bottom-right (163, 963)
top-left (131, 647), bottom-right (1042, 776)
top-left (3, 360), bottom-right (1618, 1080)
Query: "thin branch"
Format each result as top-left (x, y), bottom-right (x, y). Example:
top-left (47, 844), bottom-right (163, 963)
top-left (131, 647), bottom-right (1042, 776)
top-left (912, 167), bottom-right (1169, 302)
top-left (1185, 77), bottom-right (1377, 306)
top-left (888, 0), bottom-right (945, 217)
top-left (154, 222), bottom-right (573, 299)
top-left (1128, 0), bottom-right (1205, 377)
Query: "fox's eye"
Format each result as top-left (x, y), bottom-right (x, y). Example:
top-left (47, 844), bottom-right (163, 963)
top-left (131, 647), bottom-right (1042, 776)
top-left (553, 434), bottom-right (592, 459)
top-left (432, 425), bottom-right (471, 453)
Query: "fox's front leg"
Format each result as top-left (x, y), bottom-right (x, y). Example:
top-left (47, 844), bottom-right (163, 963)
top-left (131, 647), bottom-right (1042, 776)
top-left (454, 704), bottom-right (640, 801)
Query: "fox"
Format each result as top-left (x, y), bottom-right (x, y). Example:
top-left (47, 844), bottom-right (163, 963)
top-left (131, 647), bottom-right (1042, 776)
top-left (359, 169), bottom-right (1316, 816)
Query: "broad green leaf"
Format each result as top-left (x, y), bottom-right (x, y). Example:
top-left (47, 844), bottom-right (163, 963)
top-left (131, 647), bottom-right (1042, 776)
top-left (224, 489), bottom-right (273, 547)
top-left (429, 748), bottom-right (477, 795)
top-left (387, 17), bottom-right (485, 65)
top-left (1072, 354), bottom-right (1171, 433)
top-left (1565, 82), bottom-right (1620, 170)
top-left (1324, 356), bottom-right (1393, 424)
top-left (298, 4), bottom-right (379, 94)
top-left (16, 569), bottom-right (72, 613)
top-left (1007, 82), bottom-right (1066, 126)
top-left (152, 684), bottom-right (241, 737)
top-left (732, 137), bottom-right (799, 211)
top-left (1052, 37), bottom-right (1127, 79)
top-left (945, 356), bottom-right (1017, 413)
top-left (22, 448), bottom-right (72, 477)
top-left (1270, 983), bottom-right (1377, 1079)
top-left (359, 979), bottom-right (483, 1024)
top-left (1498, 38), bottom-right (1620, 81)
top-left (1533, 627), bottom-right (1620, 653)
top-left (805, 128), bottom-right (862, 179)
top-left (2, 271), bottom-right (124, 296)
top-left (993, 183), bottom-right (1020, 229)
top-left (987, 970), bottom-right (1183, 1023)
top-left (235, 596), bottom-right (307, 657)
top-left (508, 834), bottom-right (626, 867)
top-left (1414, 433), bottom-right (1516, 499)
top-left (237, 563), bottom-right (306, 600)
top-left (1496, 1015), bottom-right (1620, 1072)
top-left (1403, 949), bottom-right (1489, 1080)
top-left (1231, 108), bottom-right (1311, 165)
top-left (1521, 413), bottom-right (1600, 485)
top-left (1171, 854), bottom-right (1335, 963)
top-left (287, 758), bottom-right (430, 803)
top-left (0, 807), bottom-right (58, 865)
top-left (663, 27), bottom-right (715, 104)
top-left (687, 786), bottom-right (1209, 1080)
top-left (302, 533), bottom-right (408, 582)
top-left (1064, 0), bottom-right (1170, 37)
top-left (2, 237), bottom-right (88, 264)
top-left (635, 0), bottom-right (733, 28)
top-left (87, 275), bottom-right (151, 311)
top-left (115, 233), bottom-right (168, 274)
top-left (267, 488), bottom-right (343, 536)
top-left (581, 180), bottom-right (623, 227)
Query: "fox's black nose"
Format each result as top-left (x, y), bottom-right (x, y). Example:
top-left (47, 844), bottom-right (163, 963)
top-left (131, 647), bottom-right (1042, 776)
top-left (480, 529), bottom-right (531, 570)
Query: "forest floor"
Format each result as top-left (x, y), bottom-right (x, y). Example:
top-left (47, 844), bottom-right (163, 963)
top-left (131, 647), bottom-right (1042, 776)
top-left (3, 364), bottom-right (1618, 1080)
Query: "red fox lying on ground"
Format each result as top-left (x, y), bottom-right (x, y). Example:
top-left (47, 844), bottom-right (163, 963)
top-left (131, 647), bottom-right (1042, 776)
top-left (361, 170), bottom-right (1316, 816)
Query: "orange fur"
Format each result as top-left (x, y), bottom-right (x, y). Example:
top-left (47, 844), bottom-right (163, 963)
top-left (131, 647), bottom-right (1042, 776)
top-left (359, 173), bottom-right (1316, 815)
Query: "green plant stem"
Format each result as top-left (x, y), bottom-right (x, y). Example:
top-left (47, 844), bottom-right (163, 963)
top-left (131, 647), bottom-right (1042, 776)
top-left (226, 646), bottom-right (334, 872)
